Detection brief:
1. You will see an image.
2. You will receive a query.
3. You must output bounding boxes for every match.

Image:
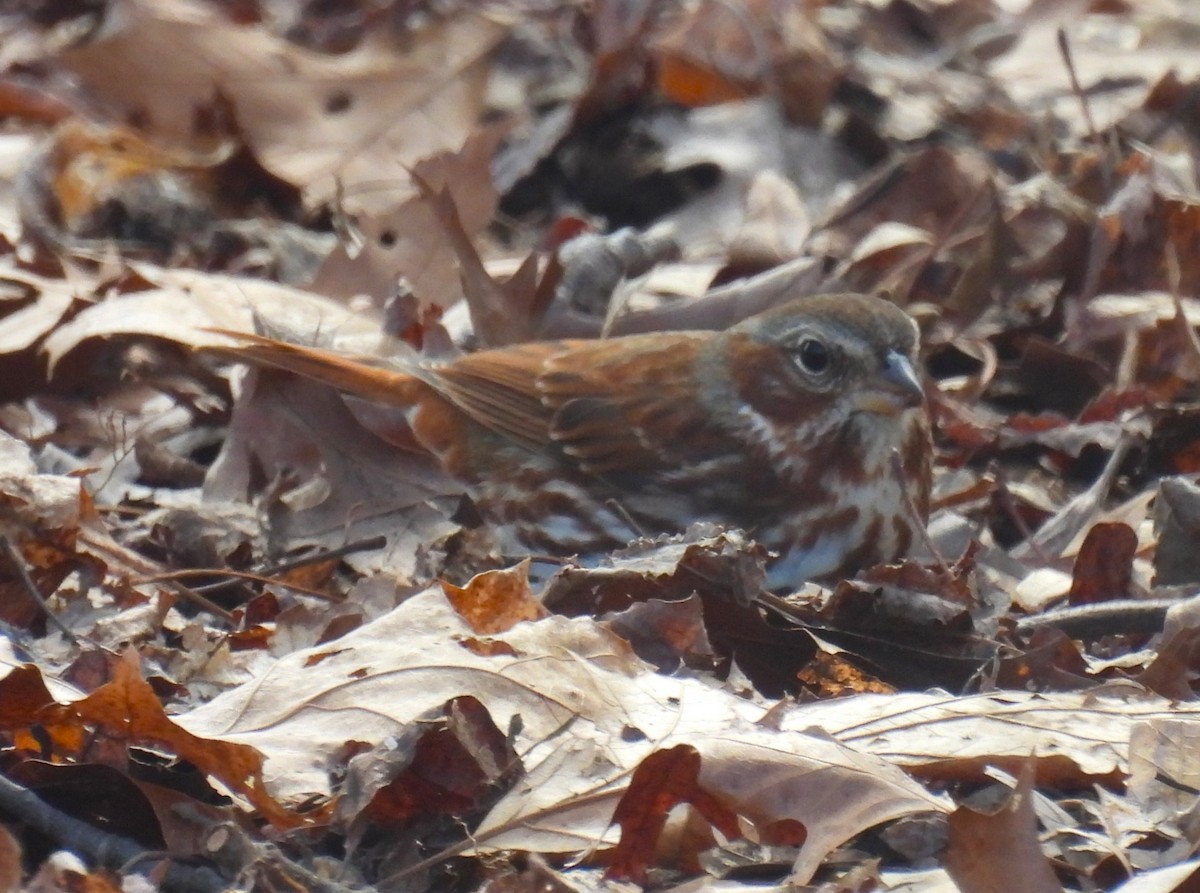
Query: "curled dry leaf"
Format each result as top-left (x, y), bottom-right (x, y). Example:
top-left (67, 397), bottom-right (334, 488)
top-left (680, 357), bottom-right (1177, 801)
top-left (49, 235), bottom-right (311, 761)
top-left (0, 652), bottom-right (302, 829)
top-left (442, 561), bottom-right (547, 635)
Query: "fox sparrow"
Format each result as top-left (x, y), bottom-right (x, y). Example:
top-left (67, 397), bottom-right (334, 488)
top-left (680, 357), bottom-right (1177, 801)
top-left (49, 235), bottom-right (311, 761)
top-left (214, 293), bottom-right (931, 587)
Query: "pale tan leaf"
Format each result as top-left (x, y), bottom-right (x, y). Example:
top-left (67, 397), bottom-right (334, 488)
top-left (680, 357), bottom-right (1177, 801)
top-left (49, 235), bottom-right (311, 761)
top-left (40, 266), bottom-right (373, 373)
top-left (780, 686), bottom-right (1200, 779)
top-left (58, 0), bottom-right (506, 214)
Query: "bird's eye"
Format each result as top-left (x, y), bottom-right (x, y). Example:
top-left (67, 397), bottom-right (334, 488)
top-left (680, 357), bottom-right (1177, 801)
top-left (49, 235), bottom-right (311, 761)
top-left (796, 338), bottom-right (830, 374)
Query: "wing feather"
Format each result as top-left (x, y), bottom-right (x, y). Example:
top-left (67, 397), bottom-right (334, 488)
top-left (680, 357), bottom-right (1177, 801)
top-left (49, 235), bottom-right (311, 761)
top-left (425, 332), bottom-right (719, 477)
top-left (424, 342), bottom-right (569, 454)
top-left (538, 333), bottom-right (717, 475)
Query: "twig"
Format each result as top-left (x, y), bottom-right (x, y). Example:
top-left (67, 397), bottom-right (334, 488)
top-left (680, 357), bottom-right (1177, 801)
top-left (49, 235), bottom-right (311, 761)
top-left (0, 535), bottom-right (77, 644)
top-left (165, 581), bottom-right (236, 621)
top-left (990, 467), bottom-right (1052, 567)
top-left (605, 498), bottom-right (647, 539)
top-left (0, 773), bottom-right (228, 893)
top-left (1056, 28), bottom-right (1101, 151)
top-left (137, 569), bottom-right (338, 602)
top-left (1154, 772), bottom-right (1200, 797)
top-left (177, 536), bottom-right (387, 601)
top-left (890, 451), bottom-right (950, 575)
top-left (1056, 27), bottom-right (1117, 340)
top-left (77, 529), bottom-right (235, 622)
top-left (254, 535), bottom-right (386, 578)
top-left (1014, 598), bottom-right (1173, 639)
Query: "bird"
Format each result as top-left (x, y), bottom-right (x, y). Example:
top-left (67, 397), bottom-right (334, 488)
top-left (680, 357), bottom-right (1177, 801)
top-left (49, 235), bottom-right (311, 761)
top-left (209, 293), bottom-right (931, 589)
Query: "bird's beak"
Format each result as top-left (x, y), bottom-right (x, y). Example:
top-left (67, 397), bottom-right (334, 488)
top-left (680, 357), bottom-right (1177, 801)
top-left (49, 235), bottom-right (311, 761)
top-left (854, 350), bottom-right (925, 416)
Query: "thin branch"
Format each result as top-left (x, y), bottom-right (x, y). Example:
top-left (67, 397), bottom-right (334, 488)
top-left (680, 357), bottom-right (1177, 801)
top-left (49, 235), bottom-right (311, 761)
top-left (1014, 598), bottom-right (1173, 639)
top-left (891, 451), bottom-right (950, 575)
top-left (77, 529), bottom-right (235, 622)
top-left (0, 535), bottom-right (77, 644)
top-left (0, 773), bottom-right (228, 893)
top-left (170, 537), bottom-right (388, 602)
top-left (136, 569), bottom-right (338, 602)
top-left (255, 535), bottom-right (386, 577)
top-left (1056, 28), bottom-right (1101, 149)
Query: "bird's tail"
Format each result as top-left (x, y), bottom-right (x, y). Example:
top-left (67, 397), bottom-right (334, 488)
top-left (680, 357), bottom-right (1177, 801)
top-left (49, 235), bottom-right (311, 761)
top-left (203, 330), bottom-right (427, 407)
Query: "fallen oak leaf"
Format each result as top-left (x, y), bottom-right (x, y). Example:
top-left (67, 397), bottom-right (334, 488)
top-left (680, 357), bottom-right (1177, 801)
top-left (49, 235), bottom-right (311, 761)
top-left (57, 0), bottom-right (507, 216)
top-left (0, 656), bottom-right (295, 830)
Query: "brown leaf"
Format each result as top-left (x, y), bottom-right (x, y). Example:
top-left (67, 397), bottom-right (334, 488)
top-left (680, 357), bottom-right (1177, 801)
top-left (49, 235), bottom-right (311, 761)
top-left (651, 0), bottom-right (837, 124)
top-left (309, 129), bottom-right (502, 310)
top-left (606, 745), bottom-right (742, 884)
top-left (355, 697), bottom-right (514, 828)
top-left (412, 162), bottom-right (530, 343)
top-left (442, 562), bottom-right (547, 635)
top-left (0, 663), bottom-right (58, 729)
top-left (604, 594), bottom-right (716, 674)
top-left (41, 265), bottom-right (370, 373)
top-left (49, 651), bottom-right (304, 829)
top-left (796, 650), bottom-right (894, 698)
top-left (1067, 522), bottom-right (1137, 605)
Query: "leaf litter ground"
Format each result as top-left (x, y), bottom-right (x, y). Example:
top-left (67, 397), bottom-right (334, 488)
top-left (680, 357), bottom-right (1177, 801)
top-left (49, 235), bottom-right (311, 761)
top-left (2, 1), bottom-right (1200, 891)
